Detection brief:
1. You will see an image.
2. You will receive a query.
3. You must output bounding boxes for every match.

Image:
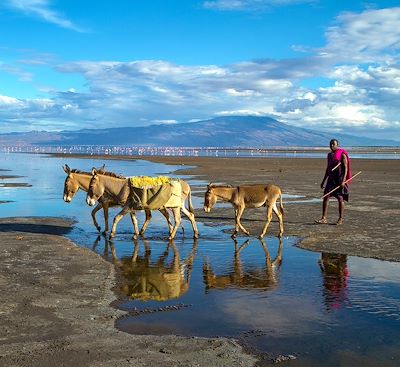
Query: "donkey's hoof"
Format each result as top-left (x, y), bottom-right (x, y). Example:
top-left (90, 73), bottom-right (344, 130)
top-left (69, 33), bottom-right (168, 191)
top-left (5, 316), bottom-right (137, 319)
top-left (194, 233), bottom-right (199, 239)
top-left (258, 234), bottom-right (265, 239)
top-left (102, 230), bottom-right (107, 235)
top-left (96, 226), bottom-right (101, 232)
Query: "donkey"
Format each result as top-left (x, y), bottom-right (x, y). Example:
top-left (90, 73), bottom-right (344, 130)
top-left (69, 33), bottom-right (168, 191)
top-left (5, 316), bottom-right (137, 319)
top-left (63, 164), bottom-right (171, 235)
top-left (86, 168), bottom-right (199, 240)
top-left (203, 183), bottom-right (284, 238)
top-left (203, 238), bottom-right (282, 291)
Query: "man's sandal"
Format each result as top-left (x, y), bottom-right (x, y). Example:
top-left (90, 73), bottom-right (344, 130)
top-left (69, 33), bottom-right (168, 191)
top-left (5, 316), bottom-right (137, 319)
top-left (315, 218), bottom-right (328, 224)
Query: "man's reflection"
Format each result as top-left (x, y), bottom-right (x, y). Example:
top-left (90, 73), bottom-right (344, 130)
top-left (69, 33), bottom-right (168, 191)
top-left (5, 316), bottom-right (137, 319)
top-left (203, 238), bottom-right (283, 291)
top-left (114, 238), bottom-right (197, 301)
top-left (319, 252), bottom-right (349, 311)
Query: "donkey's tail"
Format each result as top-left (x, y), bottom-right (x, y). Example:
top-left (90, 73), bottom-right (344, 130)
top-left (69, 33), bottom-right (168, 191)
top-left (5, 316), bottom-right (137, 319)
top-left (187, 187), bottom-right (195, 214)
top-left (279, 191), bottom-right (285, 216)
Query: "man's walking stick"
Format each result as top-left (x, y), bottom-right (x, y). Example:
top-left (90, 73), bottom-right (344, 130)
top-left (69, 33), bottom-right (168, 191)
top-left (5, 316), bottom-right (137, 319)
top-left (321, 171), bottom-right (362, 199)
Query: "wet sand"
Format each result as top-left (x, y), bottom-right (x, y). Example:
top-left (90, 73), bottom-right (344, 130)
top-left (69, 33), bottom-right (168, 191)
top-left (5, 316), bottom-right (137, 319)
top-left (1, 154), bottom-right (399, 366)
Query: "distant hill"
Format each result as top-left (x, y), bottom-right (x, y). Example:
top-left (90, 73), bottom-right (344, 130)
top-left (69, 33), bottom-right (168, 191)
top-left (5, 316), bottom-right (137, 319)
top-left (0, 116), bottom-right (397, 147)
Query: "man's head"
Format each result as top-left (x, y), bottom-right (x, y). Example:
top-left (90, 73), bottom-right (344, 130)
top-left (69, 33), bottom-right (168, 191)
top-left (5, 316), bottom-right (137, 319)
top-left (329, 139), bottom-right (339, 152)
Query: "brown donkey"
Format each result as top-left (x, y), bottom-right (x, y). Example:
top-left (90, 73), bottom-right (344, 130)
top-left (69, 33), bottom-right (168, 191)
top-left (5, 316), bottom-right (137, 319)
top-left (86, 168), bottom-right (198, 240)
top-left (203, 183), bottom-right (284, 238)
top-left (63, 164), bottom-right (171, 235)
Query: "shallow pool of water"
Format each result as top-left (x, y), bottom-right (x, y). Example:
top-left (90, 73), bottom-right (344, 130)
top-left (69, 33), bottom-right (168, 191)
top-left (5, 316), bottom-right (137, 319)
top-left (1, 152), bottom-right (400, 366)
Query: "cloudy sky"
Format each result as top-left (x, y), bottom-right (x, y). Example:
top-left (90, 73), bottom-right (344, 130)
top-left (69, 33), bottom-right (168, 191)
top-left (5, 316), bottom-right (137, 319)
top-left (0, 1), bottom-right (399, 141)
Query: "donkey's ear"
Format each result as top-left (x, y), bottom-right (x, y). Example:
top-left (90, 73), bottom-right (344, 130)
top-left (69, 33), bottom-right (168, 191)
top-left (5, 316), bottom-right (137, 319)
top-left (97, 164), bottom-right (105, 174)
top-left (91, 167), bottom-right (98, 176)
top-left (63, 164), bottom-right (71, 174)
top-left (207, 182), bottom-right (213, 189)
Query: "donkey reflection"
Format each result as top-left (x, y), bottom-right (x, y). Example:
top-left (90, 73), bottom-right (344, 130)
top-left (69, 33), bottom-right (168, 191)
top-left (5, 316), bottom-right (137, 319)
top-left (203, 238), bottom-right (282, 291)
top-left (104, 238), bottom-right (197, 301)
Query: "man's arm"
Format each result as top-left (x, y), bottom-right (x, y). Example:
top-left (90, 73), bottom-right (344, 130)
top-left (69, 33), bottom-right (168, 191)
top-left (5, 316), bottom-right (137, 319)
top-left (341, 154), bottom-right (348, 186)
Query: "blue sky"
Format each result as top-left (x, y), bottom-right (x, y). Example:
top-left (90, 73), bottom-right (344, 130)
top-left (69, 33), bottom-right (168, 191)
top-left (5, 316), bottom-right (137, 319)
top-left (0, 0), bottom-right (399, 141)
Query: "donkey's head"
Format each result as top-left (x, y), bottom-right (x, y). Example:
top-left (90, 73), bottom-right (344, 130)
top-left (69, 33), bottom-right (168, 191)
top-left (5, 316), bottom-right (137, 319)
top-left (203, 184), bottom-right (217, 213)
top-left (86, 168), bottom-right (104, 206)
top-left (63, 164), bottom-right (79, 202)
top-left (63, 164), bottom-right (105, 203)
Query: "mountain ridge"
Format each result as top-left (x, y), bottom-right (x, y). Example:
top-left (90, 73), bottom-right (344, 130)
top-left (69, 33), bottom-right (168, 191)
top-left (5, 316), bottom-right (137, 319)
top-left (0, 116), bottom-right (398, 147)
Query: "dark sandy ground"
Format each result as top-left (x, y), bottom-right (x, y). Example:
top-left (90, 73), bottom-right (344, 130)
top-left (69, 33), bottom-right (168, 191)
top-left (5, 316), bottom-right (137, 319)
top-left (1, 154), bottom-right (399, 366)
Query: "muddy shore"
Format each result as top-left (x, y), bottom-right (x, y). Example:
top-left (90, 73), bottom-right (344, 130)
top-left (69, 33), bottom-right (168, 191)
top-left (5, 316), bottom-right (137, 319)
top-left (1, 154), bottom-right (399, 366)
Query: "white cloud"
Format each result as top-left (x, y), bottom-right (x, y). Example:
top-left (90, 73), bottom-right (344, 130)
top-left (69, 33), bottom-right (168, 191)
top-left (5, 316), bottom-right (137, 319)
top-left (0, 94), bottom-right (21, 106)
top-left (152, 119), bottom-right (178, 124)
top-left (321, 7), bottom-right (400, 63)
top-left (203, 0), bottom-right (314, 11)
top-left (52, 59), bottom-right (294, 125)
top-left (0, 62), bottom-right (33, 82)
top-left (216, 109), bottom-right (264, 116)
top-left (7, 0), bottom-right (84, 32)
top-left (225, 88), bottom-right (260, 97)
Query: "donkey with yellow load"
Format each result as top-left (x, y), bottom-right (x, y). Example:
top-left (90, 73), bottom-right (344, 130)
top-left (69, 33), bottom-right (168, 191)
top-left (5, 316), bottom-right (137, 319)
top-left (86, 169), bottom-right (199, 240)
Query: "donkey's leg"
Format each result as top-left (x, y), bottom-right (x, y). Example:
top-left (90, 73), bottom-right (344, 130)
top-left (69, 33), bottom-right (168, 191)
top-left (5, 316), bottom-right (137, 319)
top-left (110, 206), bottom-right (131, 239)
top-left (169, 207), bottom-right (182, 240)
top-left (233, 209), bottom-right (240, 237)
top-left (259, 205), bottom-right (274, 239)
top-left (272, 203), bottom-right (284, 237)
top-left (235, 206), bottom-right (250, 237)
top-left (159, 208), bottom-right (173, 235)
top-left (138, 209), bottom-right (152, 235)
top-left (128, 210), bottom-right (140, 238)
top-left (136, 209), bottom-right (150, 236)
top-left (91, 202), bottom-right (103, 232)
top-left (181, 206), bottom-right (199, 238)
top-left (102, 203), bottom-right (110, 234)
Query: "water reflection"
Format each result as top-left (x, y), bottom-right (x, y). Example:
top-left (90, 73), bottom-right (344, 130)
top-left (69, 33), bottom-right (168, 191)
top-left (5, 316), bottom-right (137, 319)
top-left (101, 237), bottom-right (198, 301)
top-left (203, 238), bottom-right (283, 291)
top-left (319, 253), bottom-right (349, 312)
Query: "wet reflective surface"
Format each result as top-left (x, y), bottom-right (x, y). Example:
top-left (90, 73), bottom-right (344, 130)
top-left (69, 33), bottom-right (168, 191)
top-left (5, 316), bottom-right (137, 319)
top-left (1, 152), bottom-right (400, 366)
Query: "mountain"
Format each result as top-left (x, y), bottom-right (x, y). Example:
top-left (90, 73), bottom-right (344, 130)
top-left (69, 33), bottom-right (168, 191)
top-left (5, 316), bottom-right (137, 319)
top-left (0, 116), bottom-right (397, 147)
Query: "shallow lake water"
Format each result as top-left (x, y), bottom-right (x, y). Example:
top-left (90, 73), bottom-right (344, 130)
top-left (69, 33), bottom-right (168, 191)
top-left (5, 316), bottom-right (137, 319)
top-left (1, 152), bottom-right (400, 366)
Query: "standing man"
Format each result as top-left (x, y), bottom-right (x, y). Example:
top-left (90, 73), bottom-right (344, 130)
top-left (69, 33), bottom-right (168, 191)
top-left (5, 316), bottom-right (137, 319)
top-left (315, 139), bottom-right (352, 225)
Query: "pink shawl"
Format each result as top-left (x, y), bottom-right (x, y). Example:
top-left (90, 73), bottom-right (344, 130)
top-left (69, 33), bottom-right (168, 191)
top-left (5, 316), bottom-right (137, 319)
top-left (331, 148), bottom-right (352, 183)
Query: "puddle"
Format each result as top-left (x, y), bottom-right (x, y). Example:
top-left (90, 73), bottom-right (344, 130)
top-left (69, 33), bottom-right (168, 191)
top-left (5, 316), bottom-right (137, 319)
top-left (1, 152), bottom-right (400, 366)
